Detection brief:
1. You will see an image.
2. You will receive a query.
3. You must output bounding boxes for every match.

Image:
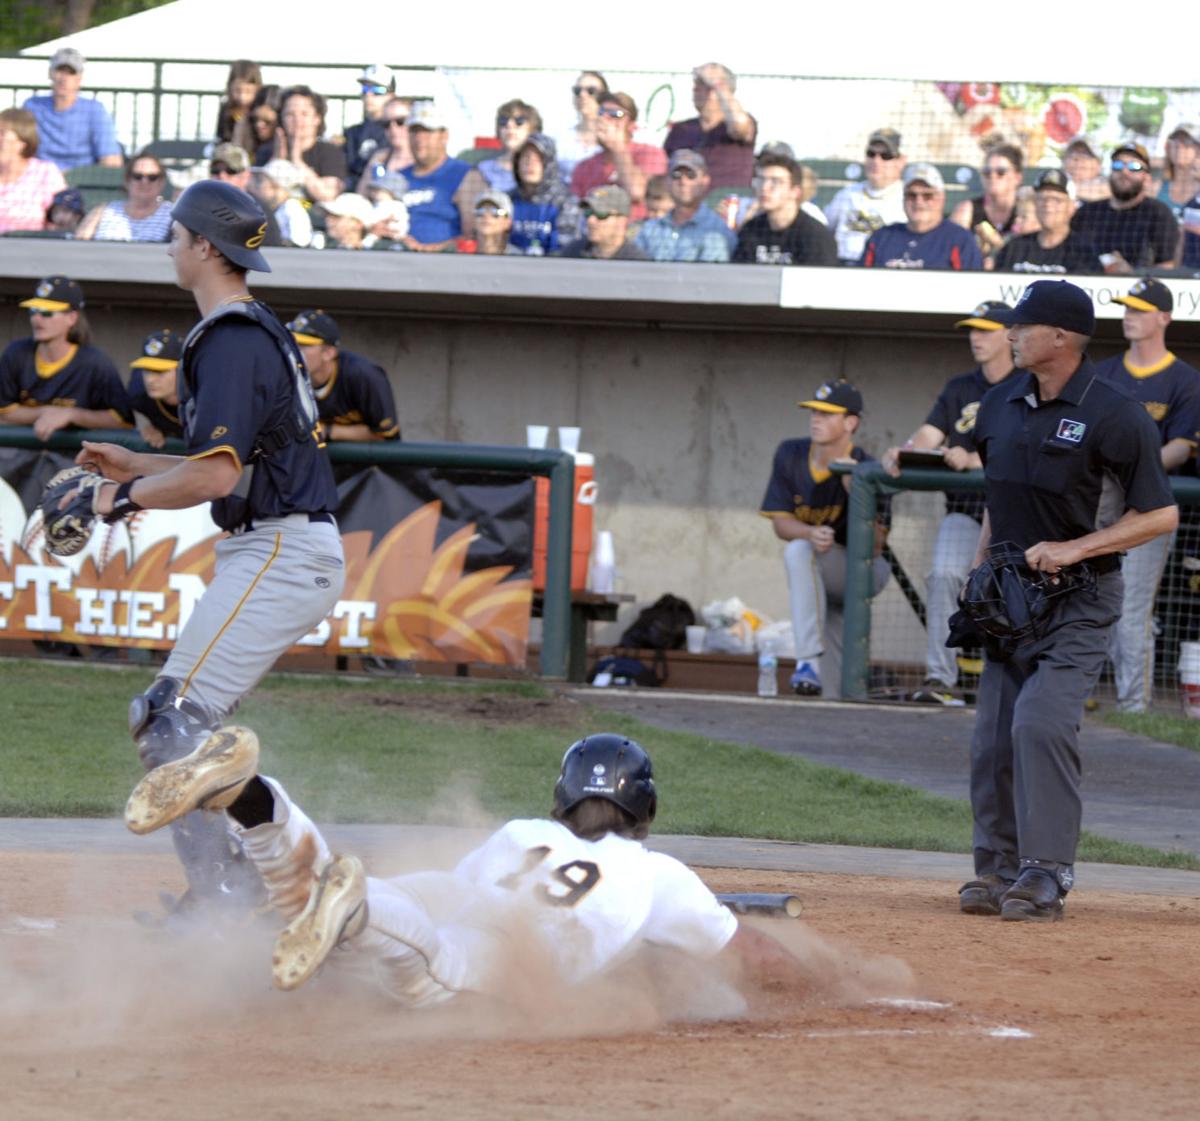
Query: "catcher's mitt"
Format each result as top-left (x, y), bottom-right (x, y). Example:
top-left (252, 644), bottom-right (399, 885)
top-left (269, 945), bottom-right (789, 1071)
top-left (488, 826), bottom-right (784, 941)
top-left (40, 466), bottom-right (111, 557)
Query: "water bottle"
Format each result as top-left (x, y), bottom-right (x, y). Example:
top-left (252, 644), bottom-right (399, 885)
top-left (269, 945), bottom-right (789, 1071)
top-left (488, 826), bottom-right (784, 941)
top-left (757, 641), bottom-right (778, 697)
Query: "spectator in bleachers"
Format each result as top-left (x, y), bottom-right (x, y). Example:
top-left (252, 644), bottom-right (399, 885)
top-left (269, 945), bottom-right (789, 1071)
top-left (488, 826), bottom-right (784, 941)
top-left (478, 101), bottom-right (542, 195)
top-left (22, 48), bottom-right (121, 172)
top-left (0, 275), bottom-right (131, 441)
top-left (510, 133), bottom-right (580, 256)
top-left (369, 197), bottom-right (410, 247)
top-left (733, 154), bottom-right (837, 265)
top-left (471, 190), bottom-right (521, 255)
top-left (570, 93), bottom-right (667, 222)
top-left (363, 170), bottom-right (409, 207)
top-left (796, 163), bottom-right (827, 225)
top-left (399, 102), bottom-right (486, 251)
top-left (76, 153), bottom-right (173, 242)
top-left (344, 64), bottom-right (397, 185)
top-left (556, 72), bottom-right (607, 179)
top-left (208, 142), bottom-right (252, 191)
top-left (664, 62), bottom-right (757, 190)
top-left (992, 170), bottom-right (1101, 274)
top-left (824, 128), bottom-right (906, 265)
top-left (252, 159), bottom-right (312, 248)
top-left (1070, 142), bottom-right (1178, 273)
top-left (128, 329), bottom-right (184, 449)
top-left (258, 86), bottom-right (347, 205)
top-left (950, 143), bottom-right (1023, 260)
top-left (46, 187), bottom-right (85, 235)
top-left (1062, 137), bottom-right (1109, 202)
top-left (0, 108), bottom-right (67, 234)
top-left (558, 185), bottom-right (648, 260)
top-left (635, 149), bottom-right (734, 262)
top-left (214, 60), bottom-right (262, 155)
top-left (1159, 124), bottom-right (1200, 270)
top-left (248, 86), bottom-right (283, 153)
top-left (356, 97), bottom-right (413, 194)
top-left (317, 193), bottom-right (377, 250)
top-left (644, 175), bottom-right (673, 220)
top-left (861, 164), bottom-right (983, 270)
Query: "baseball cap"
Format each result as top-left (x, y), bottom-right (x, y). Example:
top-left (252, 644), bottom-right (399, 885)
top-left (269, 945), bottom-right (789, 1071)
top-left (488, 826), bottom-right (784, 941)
top-left (21, 275), bottom-right (84, 312)
top-left (130, 329), bottom-right (184, 372)
top-left (406, 101), bottom-right (448, 131)
top-left (475, 188), bottom-right (513, 214)
top-left (1112, 141), bottom-right (1151, 166)
top-left (1113, 277), bottom-right (1174, 313)
top-left (256, 158), bottom-right (306, 193)
top-left (868, 128), bottom-right (902, 157)
top-left (1034, 168), bottom-right (1073, 196)
top-left (50, 47), bottom-right (84, 74)
top-left (210, 142), bottom-right (250, 174)
top-left (955, 300), bottom-right (1012, 331)
top-left (757, 140), bottom-right (795, 161)
top-left (1169, 122), bottom-right (1200, 144)
top-left (903, 162), bottom-right (945, 191)
top-left (798, 380), bottom-right (863, 416)
top-left (669, 148), bottom-right (707, 175)
top-left (359, 63), bottom-right (395, 91)
top-left (48, 187), bottom-right (85, 216)
top-left (321, 192), bottom-right (375, 227)
top-left (288, 309), bottom-right (340, 347)
top-left (989, 280), bottom-right (1095, 335)
top-left (367, 166), bottom-right (410, 198)
top-left (1065, 136), bottom-right (1098, 158)
top-left (583, 184), bottom-right (631, 218)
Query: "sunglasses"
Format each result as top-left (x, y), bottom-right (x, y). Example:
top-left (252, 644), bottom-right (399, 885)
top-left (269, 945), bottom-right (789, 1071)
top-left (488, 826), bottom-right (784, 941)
top-left (475, 205), bottom-right (509, 218)
top-left (210, 163), bottom-right (237, 176)
top-left (361, 84), bottom-right (389, 95)
top-left (252, 114), bottom-right (276, 124)
top-left (129, 172), bottom-right (163, 182)
top-left (572, 85), bottom-right (603, 97)
top-left (670, 167), bottom-right (699, 179)
top-left (498, 115), bottom-right (528, 127)
top-left (904, 189), bottom-right (938, 201)
top-left (597, 105), bottom-right (628, 120)
top-left (865, 148), bottom-right (895, 160)
top-left (385, 117), bottom-right (407, 127)
top-left (1111, 159), bottom-right (1147, 173)
top-left (585, 208), bottom-right (619, 220)
top-left (28, 309), bottom-right (61, 318)
top-left (981, 167), bottom-right (1012, 178)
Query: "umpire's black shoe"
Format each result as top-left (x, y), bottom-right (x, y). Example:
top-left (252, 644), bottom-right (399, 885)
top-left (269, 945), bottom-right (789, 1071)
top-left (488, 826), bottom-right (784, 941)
top-left (1000, 868), bottom-right (1065, 923)
top-left (958, 874), bottom-right (1010, 916)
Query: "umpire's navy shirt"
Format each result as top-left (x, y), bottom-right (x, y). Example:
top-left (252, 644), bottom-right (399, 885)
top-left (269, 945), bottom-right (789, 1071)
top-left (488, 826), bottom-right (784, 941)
top-left (974, 358), bottom-right (1174, 563)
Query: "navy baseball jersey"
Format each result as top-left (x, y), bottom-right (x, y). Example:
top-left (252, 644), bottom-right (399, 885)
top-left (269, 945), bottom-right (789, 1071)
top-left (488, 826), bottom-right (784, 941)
top-left (180, 301), bottom-right (339, 531)
top-left (0, 339), bottom-right (131, 424)
top-left (925, 367), bottom-right (1017, 521)
top-left (1093, 352), bottom-right (1200, 455)
top-left (128, 367), bottom-right (184, 438)
top-left (760, 439), bottom-right (886, 545)
top-left (316, 349), bottom-right (400, 439)
top-left (861, 221), bottom-right (983, 270)
top-left (974, 361), bottom-right (1174, 560)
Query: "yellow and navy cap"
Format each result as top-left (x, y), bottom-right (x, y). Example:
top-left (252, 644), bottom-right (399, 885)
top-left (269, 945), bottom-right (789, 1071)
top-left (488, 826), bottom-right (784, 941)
top-left (130, 328), bottom-right (183, 371)
top-left (20, 274), bottom-right (84, 313)
top-left (287, 309), bottom-right (339, 346)
top-left (955, 300), bottom-right (1011, 330)
top-left (799, 380), bottom-right (862, 416)
top-left (1112, 277), bottom-right (1173, 313)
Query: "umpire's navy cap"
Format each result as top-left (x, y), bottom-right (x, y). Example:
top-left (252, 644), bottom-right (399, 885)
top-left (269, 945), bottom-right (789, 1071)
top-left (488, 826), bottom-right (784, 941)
top-left (799, 380), bottom-right (863, 416)
top-left (287, 309), bottom-right (340, 346)
top-left (990, 280), bottom-right (1095, 335)
top-left (1112, 277), bottom-right (1173, 313)
top-left (956, 300), bottom-right (1011, 331)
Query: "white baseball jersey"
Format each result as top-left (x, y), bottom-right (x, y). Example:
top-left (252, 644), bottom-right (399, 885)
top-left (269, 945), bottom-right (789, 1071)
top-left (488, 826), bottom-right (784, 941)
top-left (454, 818), bottom-right (738, 986)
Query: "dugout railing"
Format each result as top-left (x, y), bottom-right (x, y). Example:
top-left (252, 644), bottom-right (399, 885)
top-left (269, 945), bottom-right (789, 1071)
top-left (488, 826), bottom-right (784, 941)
top-left (0, 428), bottom-right (576, 680)
top-left (840, 462), bottom-right (1200, 704)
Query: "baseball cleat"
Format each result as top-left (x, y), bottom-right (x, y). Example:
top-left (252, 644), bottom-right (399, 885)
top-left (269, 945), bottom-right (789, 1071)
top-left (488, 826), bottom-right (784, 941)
top-left (124, 726), bottom-right (259, 835)
top-left (272, 854), bottom-right (367, 991)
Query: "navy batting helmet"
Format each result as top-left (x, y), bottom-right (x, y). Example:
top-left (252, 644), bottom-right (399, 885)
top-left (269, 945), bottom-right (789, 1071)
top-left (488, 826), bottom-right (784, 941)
top-left (553, 734), bottom-right (657, 827)
top-left (170, 180), bottom-right (271, 272)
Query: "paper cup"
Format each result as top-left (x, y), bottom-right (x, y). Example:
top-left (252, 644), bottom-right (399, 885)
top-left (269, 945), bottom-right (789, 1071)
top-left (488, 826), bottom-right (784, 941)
top-left (558, 426), bottom-right (581, 455)
top-left (526, 424), bottom-right (549, 448)
top-left (685, 625), bottom-right (706, 654)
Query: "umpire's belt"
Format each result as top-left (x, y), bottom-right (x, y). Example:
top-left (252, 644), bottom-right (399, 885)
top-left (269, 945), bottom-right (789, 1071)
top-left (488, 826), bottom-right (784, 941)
top-left (231, 512), bottom-right (337, 535)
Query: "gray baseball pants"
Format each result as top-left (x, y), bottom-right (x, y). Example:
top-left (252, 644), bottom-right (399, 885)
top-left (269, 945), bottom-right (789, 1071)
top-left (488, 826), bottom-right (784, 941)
top-left (925, 513), bottom-right (981, 687)
top-left (1109, 531), bottom-right (1172, 713)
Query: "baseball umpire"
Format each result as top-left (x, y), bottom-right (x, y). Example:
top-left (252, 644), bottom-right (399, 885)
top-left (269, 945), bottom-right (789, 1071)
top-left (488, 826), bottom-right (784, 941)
top-left (957, 280), bottom-right (1176, 922)
top-left (69, 180), bottom-right (344, 923)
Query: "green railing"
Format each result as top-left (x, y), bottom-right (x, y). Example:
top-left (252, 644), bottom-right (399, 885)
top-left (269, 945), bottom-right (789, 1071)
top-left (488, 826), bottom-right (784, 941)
top-left (840, 462), bottom-right (1200, 700)
top-left (0, 428), bottom-right (574, 679)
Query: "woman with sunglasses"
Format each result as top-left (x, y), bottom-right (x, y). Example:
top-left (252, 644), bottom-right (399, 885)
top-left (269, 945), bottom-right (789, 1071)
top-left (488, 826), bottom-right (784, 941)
top-left (355, 97), bottom-right (413, 195)
top-left (478, 100), bottom-right (542, 195)
top-left (950, 143), bottom-right (1024, 259)
top-left (214, 59), bottom-right (262, 155)
top-left (248, 85), bottom-right (282, 151)
top-left (76, 153), bottom-right (173, 242)
top-left (555, 71), bottom-right (607, 179)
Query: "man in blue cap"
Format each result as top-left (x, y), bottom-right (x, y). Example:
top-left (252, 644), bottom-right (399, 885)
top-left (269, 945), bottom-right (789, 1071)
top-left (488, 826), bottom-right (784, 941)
top-left (958, 280), bottom-right (1177, 922)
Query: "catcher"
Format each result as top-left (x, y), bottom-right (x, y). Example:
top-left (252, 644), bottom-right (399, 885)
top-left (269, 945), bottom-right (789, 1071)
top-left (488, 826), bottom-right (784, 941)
top-left (49, 179), bottom-right (343, 926)
top-left (124, 730), bottom-right (810, 1007)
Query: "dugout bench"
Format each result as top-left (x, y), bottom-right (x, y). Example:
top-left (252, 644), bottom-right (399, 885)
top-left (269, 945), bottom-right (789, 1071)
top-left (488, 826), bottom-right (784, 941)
top-left (533, 591), bottom-right (635, 683)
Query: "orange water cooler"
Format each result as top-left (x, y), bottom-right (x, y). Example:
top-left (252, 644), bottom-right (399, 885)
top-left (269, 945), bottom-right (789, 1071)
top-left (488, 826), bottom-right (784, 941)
top-left (532, 452), bottom-right (596, 591)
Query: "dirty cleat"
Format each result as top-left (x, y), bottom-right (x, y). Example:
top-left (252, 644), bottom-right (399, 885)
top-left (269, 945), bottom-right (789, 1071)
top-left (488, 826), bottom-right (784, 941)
top-left (958, 874), bottom-right (1010, 916)
top-left (125, 726), bottom-right (259, 835)
top-left (1000, 868), bottom-right (1065, 923)
top-left (273, 854), bottom-right (368, 991)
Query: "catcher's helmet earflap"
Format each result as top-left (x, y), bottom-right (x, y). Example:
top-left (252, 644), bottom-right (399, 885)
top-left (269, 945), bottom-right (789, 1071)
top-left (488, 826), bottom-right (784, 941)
top-left (171, 180), bottom-right (271, 272)
top-left (553, 734), bottom-right (657, 828)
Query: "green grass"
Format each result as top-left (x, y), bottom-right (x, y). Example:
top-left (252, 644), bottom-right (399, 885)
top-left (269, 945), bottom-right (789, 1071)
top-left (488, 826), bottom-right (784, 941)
top-left (2, 658), bottom-right (1196, 870)
top-left (1100, 709), bottom-right (1200, 754)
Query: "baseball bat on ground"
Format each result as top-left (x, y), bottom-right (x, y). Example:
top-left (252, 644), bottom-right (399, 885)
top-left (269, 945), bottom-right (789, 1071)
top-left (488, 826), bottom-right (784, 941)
top-left (716, 892), bottom-right (803, 918)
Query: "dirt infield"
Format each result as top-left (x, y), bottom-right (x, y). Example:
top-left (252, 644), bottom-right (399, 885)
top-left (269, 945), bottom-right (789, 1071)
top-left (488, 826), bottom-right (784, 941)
top-left (3, 849), bottom-right (1198, 1121)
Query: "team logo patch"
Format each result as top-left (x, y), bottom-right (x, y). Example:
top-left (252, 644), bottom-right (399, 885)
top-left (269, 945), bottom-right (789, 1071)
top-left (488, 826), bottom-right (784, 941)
top-left (210, 425), bottom-right (228, 439)
top-left (245, 222), bottom-right (266, 250)
top-left (592, 764), bottom-right (606, 775)
top-left (315, 576), bottom-right (331, 588)
top-left (145, 337), bottom-right (164, 356)
top-left (1056, 419), bottom-right (1086, 443)
top-left (815, 384), bottom-right (832, 400)
top-left (954, 401), bottom-right (980, 435)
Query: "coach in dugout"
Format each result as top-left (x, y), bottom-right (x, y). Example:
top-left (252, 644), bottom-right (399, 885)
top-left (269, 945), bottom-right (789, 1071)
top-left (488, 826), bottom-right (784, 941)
top-left (287, 310), bottom-right (400, 441)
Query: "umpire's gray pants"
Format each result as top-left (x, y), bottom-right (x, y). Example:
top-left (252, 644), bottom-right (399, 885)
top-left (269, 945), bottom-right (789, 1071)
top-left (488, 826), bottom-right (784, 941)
top-left (1109, 531), bottom-right (1172, 713)
top-left (925, 513), bottom-right (981, 687)
top-left (969, 569), bottom-right (1123, 880)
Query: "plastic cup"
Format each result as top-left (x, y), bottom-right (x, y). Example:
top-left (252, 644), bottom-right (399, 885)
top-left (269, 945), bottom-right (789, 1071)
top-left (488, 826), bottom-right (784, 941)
top-left (685, 625), bottom-right (706, 654)
top-left (558, 426), bottom-right (581, 455)
top-left (526, 424), bottom-right (549, 448)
